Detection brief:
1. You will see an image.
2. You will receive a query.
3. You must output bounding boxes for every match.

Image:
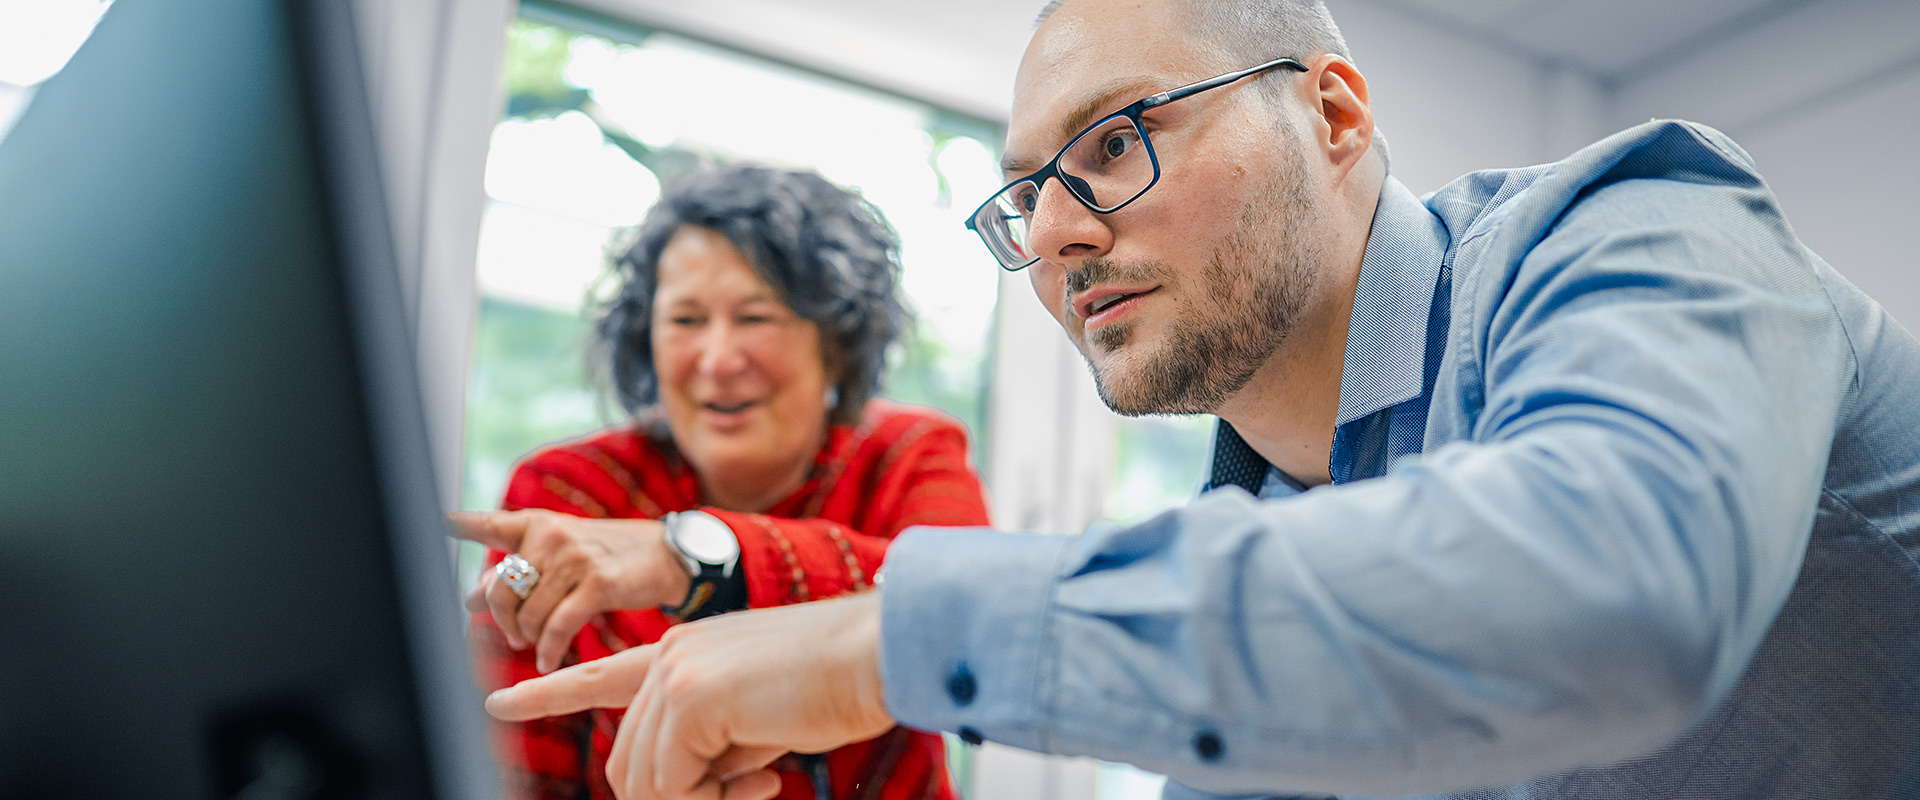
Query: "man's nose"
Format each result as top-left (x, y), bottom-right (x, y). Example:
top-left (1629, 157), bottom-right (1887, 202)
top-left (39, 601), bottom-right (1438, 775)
top-left (1024, 174), bottom-right (1113, 266)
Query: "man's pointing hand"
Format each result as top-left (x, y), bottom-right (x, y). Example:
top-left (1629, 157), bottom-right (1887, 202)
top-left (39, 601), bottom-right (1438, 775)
top-left (485, 591), bottom-right (897, 800)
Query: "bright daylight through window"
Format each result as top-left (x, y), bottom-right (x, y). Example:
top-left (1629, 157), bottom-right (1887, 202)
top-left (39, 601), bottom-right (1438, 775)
top-left (463, 9), bottom-right (1006, 518)
top-left (0, 0), bottom-right (114, 143)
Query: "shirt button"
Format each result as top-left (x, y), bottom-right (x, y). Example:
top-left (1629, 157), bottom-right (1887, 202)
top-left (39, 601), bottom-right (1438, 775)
top-left (958, 726), bottom-right (984, 746)
top-left (1193, 731), bottom-right (1224, 762)
top-left (946, 663), bottom-right (977, 706)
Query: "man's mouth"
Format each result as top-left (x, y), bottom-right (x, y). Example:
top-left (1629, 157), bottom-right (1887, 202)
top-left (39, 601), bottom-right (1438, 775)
top-left (1082, 287), bottom-right (1158, 321)
top-left (1088, 292), bottom-right (1135, 315)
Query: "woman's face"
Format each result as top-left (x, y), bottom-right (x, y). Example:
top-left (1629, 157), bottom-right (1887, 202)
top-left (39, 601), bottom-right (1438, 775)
top-left (651, 226), bottom-right (834, 492)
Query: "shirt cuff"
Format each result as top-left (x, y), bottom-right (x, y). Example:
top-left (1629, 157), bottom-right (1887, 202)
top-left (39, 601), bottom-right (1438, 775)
top-left (878, 525), bottom-right (1075, 753)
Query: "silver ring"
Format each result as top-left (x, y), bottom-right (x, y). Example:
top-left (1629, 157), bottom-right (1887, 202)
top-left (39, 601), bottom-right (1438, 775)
top-left (496, 554), bottom-right (539, 599)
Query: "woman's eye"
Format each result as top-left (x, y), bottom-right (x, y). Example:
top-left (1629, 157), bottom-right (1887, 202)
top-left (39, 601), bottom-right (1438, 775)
top-left (669, 316), bottom-right (701, 326)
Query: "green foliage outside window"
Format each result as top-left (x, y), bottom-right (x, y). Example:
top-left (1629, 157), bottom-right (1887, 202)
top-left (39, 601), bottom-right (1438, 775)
top-left (464, 15), bottom-right (998, 511)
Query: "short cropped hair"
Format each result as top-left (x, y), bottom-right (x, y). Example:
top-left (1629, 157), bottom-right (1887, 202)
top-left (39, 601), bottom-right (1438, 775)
top-left (1036, 0), bottom-right (1349, 67)
top-left (596, 164), bottom-right (908, 426)
top-left (1034, 0), bottom-right (1387, 170)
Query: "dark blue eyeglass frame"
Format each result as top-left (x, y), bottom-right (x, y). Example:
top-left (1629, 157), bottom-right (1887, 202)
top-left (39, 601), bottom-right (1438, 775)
top-left (966, 56), bottom-right (1309, 271)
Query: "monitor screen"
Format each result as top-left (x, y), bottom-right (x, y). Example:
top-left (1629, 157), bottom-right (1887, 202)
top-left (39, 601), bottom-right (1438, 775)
top-left (0, 0), bottom-right (495, 797)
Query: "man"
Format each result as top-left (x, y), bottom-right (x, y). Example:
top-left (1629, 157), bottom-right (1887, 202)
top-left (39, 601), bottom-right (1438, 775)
top-left (482, 0), bottom-right (1920, 798)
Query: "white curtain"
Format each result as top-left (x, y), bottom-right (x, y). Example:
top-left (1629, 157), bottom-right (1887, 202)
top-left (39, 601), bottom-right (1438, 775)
top-left (349, 0), bottom-right (516, 508)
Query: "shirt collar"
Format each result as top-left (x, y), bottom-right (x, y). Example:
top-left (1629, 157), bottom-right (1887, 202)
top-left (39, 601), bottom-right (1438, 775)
top-left (1334, 176), bottom-right (1451, 427)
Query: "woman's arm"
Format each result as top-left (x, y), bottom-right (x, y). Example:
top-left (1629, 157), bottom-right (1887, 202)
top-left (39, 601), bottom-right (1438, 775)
top-left (710, 414), bottom-right (991, 609)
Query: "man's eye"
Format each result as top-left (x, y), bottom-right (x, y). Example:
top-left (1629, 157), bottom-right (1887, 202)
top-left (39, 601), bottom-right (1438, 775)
top-left (1102, 129), bottom-right (1138, 160)
top-left (669, 316), bottom-right (701, 326)
top-left (1020, 192), bottom-right (1037, 214)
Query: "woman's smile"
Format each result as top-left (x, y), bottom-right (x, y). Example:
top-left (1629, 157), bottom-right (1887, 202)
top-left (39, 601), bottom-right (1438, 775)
top-left (697, 398), bottom-right (761, 431)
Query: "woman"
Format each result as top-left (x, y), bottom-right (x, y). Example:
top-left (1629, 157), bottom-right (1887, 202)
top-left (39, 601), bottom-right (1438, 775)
top-left (458, 165), bottom-right (988, 800)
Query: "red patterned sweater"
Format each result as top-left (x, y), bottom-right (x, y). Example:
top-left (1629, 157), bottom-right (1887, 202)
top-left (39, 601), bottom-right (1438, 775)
top-left (472, 401), bottom-right (990, 800)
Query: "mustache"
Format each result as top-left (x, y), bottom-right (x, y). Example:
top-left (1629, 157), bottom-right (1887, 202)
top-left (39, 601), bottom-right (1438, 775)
top-left (1064, 256), bottom-right (1167, 298)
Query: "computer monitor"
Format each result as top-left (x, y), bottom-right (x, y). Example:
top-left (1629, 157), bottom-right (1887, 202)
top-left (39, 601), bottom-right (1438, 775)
top-left (0, 0), bottom-right (496, 798)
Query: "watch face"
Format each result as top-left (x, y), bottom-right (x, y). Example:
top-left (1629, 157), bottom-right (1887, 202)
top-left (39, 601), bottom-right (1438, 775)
top-left (675, 511), bottom-right (739, 565)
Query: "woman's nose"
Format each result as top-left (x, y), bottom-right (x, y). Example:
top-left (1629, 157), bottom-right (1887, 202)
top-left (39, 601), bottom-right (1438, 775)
top-left (695, 324), bottom-right (750, 378)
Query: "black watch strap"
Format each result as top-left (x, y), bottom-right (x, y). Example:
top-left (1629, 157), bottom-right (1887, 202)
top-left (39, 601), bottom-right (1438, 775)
top-left (663, 511), bottom-right (746, 621)
top-left (670, 562), bottom-right (746, 622)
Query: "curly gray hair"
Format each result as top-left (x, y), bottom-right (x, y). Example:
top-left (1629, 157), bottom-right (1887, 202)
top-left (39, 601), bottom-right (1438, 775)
top-left (596, 164), bottom-right (909, 426)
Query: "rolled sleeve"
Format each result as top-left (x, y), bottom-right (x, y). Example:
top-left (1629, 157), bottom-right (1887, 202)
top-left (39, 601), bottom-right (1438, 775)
top-left (878, 525), bottom-right (1076, 752)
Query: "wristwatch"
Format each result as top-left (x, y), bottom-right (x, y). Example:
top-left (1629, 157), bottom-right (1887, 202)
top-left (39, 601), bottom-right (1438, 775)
top-left (661, 509), bottom-right (744, 621)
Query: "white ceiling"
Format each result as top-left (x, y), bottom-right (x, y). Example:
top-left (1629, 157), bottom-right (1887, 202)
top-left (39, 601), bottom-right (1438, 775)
top-left (1351, 0), bottom-right (1810, 78)
top-left (568, 0), bottom-right (1818, 124)
top-left (566, 0), bottom-right (1037, 122)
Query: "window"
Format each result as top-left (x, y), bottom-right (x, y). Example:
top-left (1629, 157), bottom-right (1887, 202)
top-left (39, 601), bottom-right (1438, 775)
top-left (462, 7), bottom-right (1004, 518)
top-left (0, 0), bottom-right (114, 143)
top-left (1105, 414), bottom-right (1215, 525)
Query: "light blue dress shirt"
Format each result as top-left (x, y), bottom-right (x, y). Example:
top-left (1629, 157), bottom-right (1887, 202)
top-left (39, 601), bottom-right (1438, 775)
top-left (879, 121), bottom-right (1920, 799)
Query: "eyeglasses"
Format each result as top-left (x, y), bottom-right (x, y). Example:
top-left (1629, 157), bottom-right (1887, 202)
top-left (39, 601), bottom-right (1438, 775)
top-left (965, 56), bottom-right (1308, 271)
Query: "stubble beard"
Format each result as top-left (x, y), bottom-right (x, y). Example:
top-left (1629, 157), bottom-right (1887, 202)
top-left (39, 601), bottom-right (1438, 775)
top-left (1079, 146), bottom-right (1326, 416)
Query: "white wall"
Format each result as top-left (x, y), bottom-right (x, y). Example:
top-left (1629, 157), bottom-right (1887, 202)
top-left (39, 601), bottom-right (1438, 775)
top-left (1334, 0), bottom-right (1609, 194)
top-left (1609, 0), bottom-right (1920, 331)
top-left (1333, 0), bottom-right (1920, 331)
top-left (1733, 68), bottom-right (1920, 330)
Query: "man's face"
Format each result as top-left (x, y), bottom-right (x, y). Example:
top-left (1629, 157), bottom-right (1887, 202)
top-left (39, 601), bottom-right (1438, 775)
top-left (1005, 0), bottom-right (1331, 415)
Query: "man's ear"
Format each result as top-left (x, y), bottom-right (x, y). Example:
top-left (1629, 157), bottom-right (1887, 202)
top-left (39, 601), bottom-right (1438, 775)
top-left (1303, 54), bottom-right (1375, 185)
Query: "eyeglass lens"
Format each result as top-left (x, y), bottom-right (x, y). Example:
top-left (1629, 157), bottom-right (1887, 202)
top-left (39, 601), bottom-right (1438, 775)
top-left (972, 114), bottom-right (1156, 269)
